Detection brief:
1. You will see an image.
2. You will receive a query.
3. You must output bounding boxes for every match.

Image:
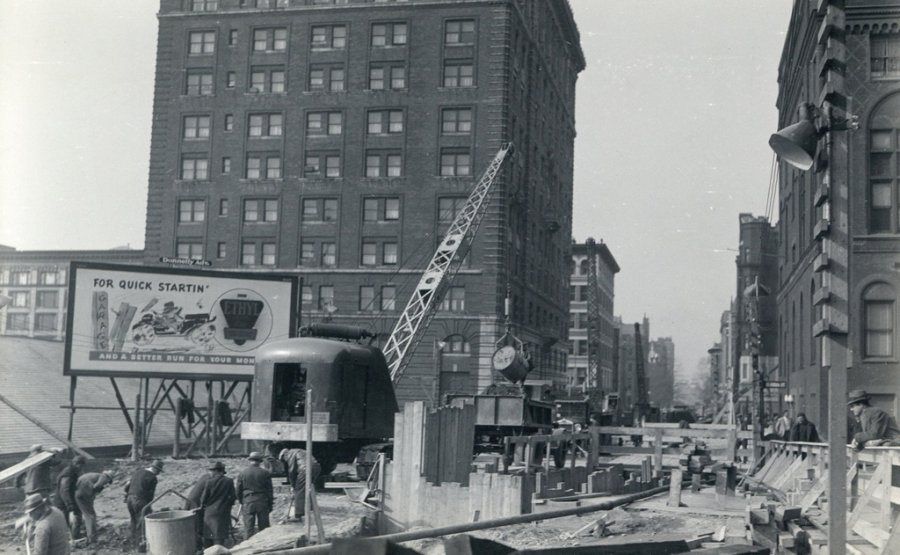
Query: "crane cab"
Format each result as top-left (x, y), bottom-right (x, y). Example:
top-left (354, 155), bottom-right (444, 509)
top-left (240, 331), bottom-right (399, 473)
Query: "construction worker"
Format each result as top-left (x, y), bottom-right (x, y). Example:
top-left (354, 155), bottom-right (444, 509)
top-left (848, 389), bottom-right (900, 450)
top-left (236, 452), bottom-right (273, 538)
top-left (74, 470), bottom-right (113, 544)
top-left (197, 460), bottom-right (236, 547)
top-left (21, 493), bottom-right (70, 555)
top-left (279, 448), bottom-right (320, 521)
top-left (54, 455), bottom-right (85, 536)
top-left (16, 445), bottom-right (61, 499)
top-left (125, 459), bottom-right (163, 544)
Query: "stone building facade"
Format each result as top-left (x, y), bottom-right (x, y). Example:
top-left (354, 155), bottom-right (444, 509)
top-left (142, 0), bottom-right (585, 401)
top-left (0, 247), bottom-right (144, 340)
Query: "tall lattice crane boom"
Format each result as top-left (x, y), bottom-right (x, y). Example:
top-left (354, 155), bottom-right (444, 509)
top-left (585, 238), bottom-right (601, 391)
top-left (386, 144), bottom-right (514, 385)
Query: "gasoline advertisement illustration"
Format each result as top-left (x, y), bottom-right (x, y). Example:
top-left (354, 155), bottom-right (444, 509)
top-left (65, 263), bottom-right (297, 379)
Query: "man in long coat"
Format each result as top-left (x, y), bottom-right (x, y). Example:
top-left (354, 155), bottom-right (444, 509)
top-left (279, 448), bottom-right (320, 520)
top-left (197, 460), bottom-right (236, 547)
top-left (22, 493), bottom-right (71, 555)
top-left (235, 452), bottom-right (273, 538)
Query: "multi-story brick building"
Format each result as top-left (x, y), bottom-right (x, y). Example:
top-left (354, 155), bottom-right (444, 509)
top-left (142, 0), bottom-right (585, 402)
top-left (775, 0), bottom-right (900, 433)
top-left (566, 239), bottom-right (619, 391)
top-left (734, 214), bottom-right (780, 417)
top-left (647, 336), bottom-right (674, 409)
top-left (0, 246), bottom-right (143, 340)
top-left (614, 315), bottom-right (650, 423)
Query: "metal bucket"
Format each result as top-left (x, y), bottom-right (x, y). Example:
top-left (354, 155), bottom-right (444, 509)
top-left (144, 510), bottom-right (196, 555)
top-left (492, 345), bottom-right (531, 383)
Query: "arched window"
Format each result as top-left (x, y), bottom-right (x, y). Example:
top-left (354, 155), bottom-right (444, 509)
top-left (578, 258), bottom-right (590, 276)
top-left (863, 283), bottom-right (895, 357)
top-left (868, 93), bottom-right (900, 233)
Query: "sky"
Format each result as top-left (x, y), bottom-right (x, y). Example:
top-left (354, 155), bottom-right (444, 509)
top-left (0, 0), bottom-right (794, 379)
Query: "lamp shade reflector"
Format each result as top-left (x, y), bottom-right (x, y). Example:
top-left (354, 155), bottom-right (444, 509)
top-left (768, 120), bottom-right (817, 171)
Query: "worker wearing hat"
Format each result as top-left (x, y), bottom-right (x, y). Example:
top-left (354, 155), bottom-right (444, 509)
top-left (278, 448), bottom-right (320, 521)
top-left (197, 460), bottom-right (236, 548)
top-left (848, 389), bottom-right (900, 450)
top-left (124, 459), bottom-right (163, 545)
top-left (73, 470), bottom-right (114, 544)
top-left (54, 455), bottom-right (86, 536)
top-left (236, 452), bottom-right (273, 539)
top-left (22, 493), bottom-right (70, 555)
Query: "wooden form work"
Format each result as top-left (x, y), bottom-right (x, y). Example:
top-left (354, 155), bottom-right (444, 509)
top-left (747, 440), bottom-right (900, 554)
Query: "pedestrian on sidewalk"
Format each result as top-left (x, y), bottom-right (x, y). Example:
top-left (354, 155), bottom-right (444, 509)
top-left (279, 448), bottom-right (320, 521)
top-left (197, 461), bottom-right (236, 548)
top-left (53, 455), bottom-right (85, 536)
top-left (125, 459), bottom-right (163, 545)
top-left (774, 410), bottom-right (792, 441)
top-left (236, 452), bottom-right (273, 539)
top-left (848, 389), bottom-right (900, 450)
top-left (74, 470), bottom-right (113, 544)
top-left (788, 413), bottom-right (821, 443)
top-left (21, 493), bottom-right (70, 555)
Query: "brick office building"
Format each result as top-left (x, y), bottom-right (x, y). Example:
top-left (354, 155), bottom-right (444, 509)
top-left (566, 239), bottom-right (619, 392)
top-left (775, 0), bottom-right (900, 432)
top-left (142, 0), bottom-right (585, 402)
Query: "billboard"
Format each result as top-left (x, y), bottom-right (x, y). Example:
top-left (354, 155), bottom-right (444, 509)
top-left (64, 262), bottom-right (298, 380)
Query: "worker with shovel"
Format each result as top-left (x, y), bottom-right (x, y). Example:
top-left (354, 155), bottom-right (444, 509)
top-left (74, 470), bottom-right (114, 545)
top-left (279, 448), bottom-right (320, 522)
top-left (125, 459), bottom-right (163, 546)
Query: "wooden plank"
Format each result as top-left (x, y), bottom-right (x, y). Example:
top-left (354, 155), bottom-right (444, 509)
top-left (468, 472), bottom-right (483, 521)
top-left (848, 459), bottom-right (888, 530)
top-left (880, 452), bottom-right (893, 531)
top-left (0, 452), bottom-right (55, 486)
top-left (772, 455), bottom-right (806, 491)
top-left (654, 429), bottom-right (663, 477)
top-left (0, 392), bottom-right (93, 460)
top-left (667, 469), bottom-right (683, 507)
top-left (879, 510), bottom-right (900, 555)
top-left (852, 520), bottom-right (889, 550)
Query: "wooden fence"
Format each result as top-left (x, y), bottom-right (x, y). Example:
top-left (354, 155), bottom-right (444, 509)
top-left (750, 440), bottom-right (900, 553)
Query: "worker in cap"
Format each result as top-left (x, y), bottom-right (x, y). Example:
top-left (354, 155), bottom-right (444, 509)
top-left (849, 389), bottom-right (900, 450)
top-left (278, 447), bottom-right (320, 521)
top-left (73, 470), bottom-right (114, 544)
top-left (236, 452), bottom-right (273, 538)
top-left (22, 493), bottom-right (71, 555)
top-left (54, 455), bottom-right (86, 536)
top-left (16, 445), bottom-right (61, 499)
top-left (196, 460), bottom-right (235, 547)
top-left (125, 460), bottom-right (163, 546)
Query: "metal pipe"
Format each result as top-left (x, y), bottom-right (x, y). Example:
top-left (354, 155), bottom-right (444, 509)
top-left (261, 485), bottom-right (668, 555)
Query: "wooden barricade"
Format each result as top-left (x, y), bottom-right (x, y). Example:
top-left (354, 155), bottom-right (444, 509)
top-left (748, 440), bottom-right (900, 554)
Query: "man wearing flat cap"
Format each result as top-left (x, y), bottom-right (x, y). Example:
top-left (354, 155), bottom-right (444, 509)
top-left (236, 452), bottom-right (273, 539)
top-left (197, 460), bottom-right (236, 547)
top-left (125, 459), bottom-right (163, 545)
top-left (21, 493), bottom-right (70, 555)
top-left (848, 389), bottom-right (900, 450)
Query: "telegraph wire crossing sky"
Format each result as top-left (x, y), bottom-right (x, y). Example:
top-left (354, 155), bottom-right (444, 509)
top-left (0, 0), bottom-right (793, 380)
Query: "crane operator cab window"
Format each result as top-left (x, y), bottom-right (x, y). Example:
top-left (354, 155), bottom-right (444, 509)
top-left (273, 363), bottom-right (307, 421)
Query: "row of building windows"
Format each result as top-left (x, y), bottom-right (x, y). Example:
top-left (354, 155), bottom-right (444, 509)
top-left (183, 58), bottom-right (473, 95)
top-left (176, 237), bottom-right (414, 267)
top-left (1, 290), bottom-right (62, 309)
top-left (178, 147), bottom-right (474, 180)
top-left (187, 0), bottom-right (413, 11)
top-left (178, 196), bottom-right (462, 226)
top-left (183, 107), bottom-right (472, 139)
top-left (186, 19), bottom-right (475, 56)
top-left (291, 283), bottom-right (464, 312)
top-left (2, 270), bottom-right (65, 286)
top-left (5, 313), bottom-right (62, 332)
